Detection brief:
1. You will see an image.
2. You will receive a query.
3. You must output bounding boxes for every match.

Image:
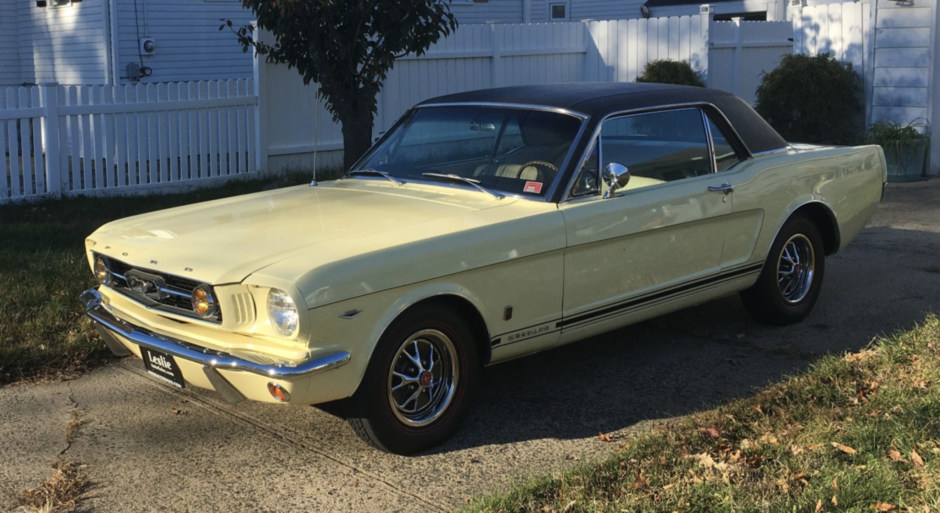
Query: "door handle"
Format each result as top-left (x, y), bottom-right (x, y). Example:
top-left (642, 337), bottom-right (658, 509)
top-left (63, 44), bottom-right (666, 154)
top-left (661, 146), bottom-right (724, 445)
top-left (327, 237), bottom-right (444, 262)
top-left (708, 183), bottom-right (734, 194)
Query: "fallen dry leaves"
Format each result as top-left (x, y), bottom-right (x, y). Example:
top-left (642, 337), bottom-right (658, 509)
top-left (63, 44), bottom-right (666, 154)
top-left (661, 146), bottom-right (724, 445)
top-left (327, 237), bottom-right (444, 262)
top-left (831, 442), bottom-right (857, 455)
top-left (870, 502), bottom-right (896, 511)
top-left (911, 449), bottom-right (925, 467)
top-left (17, 458), bottom-right (89, 513)
top-left (888, 449), bottom-right (908, 463)
top-left (702, 428), bottom-right (720, 440)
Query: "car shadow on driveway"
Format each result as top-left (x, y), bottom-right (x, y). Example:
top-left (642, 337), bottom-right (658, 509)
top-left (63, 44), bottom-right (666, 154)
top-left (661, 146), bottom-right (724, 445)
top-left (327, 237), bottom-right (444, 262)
top-left (422, 224), bottom-right (940, 453)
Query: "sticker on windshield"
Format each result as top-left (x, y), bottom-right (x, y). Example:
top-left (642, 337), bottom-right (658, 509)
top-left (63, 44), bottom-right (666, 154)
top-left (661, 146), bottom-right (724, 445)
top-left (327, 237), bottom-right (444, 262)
top-left (523, 181), bottom-right (543, 194)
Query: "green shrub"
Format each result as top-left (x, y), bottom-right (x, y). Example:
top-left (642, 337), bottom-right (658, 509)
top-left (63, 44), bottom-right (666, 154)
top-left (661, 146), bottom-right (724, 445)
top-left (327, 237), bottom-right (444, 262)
top-left (636, 60), bottom-right (704, 87)
top-left (863, 120), bottom-right (929, 148)
top-left (755, 53), bottom-right (862, 145)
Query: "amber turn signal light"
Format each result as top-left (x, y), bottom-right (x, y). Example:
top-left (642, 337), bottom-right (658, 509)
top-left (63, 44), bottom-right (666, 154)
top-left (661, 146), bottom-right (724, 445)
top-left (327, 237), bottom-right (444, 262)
top-left (191, 284), bottom-right (219, 318)
top-left (267, 382), bottom-right (290, 402)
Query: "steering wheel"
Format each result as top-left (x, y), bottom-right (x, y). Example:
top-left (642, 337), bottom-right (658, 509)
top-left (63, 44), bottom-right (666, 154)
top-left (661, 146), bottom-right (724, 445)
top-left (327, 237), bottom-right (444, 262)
top-left (515, 160), bottom-right (558, 178)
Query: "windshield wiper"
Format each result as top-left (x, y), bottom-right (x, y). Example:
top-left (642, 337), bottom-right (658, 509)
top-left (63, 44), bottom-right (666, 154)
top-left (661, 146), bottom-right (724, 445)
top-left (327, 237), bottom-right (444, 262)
top-left (345, 169), bottom-right (403, 186)
top-left (421, 173), bottom-right (503, 200)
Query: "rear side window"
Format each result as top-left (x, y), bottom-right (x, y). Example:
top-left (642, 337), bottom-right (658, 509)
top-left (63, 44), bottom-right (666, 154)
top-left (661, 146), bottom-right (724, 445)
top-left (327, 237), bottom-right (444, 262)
top-left (600, 108), bottom-right (712, 190)
top-left (705, 113), bottom-right (744, 172)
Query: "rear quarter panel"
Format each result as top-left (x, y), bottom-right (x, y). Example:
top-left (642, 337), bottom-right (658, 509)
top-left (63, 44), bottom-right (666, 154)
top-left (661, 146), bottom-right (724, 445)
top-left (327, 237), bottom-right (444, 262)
top-left (728, 145), bottom-right (885, 265)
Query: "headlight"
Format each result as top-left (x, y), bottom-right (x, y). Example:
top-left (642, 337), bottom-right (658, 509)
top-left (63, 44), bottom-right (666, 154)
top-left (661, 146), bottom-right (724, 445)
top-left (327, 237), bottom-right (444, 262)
top-left (191, 284), bottom-right (219, 318)
top-left (94, 257), bottom-right (112, 285)
top-left (267, 288), bottom-right (299, 336)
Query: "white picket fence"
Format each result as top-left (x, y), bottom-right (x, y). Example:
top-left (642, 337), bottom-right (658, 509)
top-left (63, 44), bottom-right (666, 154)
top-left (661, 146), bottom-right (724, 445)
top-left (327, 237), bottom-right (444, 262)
top-left (1, 80), bottom-right (257, 203)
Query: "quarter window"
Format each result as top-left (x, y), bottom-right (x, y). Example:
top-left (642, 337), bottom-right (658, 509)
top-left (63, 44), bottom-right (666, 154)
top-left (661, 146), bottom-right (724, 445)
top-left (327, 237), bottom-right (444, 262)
top-left (571, 141), bottom-right (599, 197)
top-left (705, 113), bottom-right (743, 172)
top-left (600, 108), bottom-right (712, 191)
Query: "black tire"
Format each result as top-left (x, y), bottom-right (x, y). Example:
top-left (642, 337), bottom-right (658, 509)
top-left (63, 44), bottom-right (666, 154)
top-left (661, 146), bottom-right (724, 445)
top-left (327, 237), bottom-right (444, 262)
top-left (741, 216), bottom-right (826, 326)
top-left (345, 305), bottom-right (479, 455)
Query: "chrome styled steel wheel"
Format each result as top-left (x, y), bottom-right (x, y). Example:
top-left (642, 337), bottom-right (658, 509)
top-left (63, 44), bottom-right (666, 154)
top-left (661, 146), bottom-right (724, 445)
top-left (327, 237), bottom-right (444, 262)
top-left (387, 329), bottom-right (458, 427)
top-left (741, 215), bottom-right (826, 326)
top-left (777, 234), bottom-right (815, 304)
top-left (346, 304), bottom-right (479, 454)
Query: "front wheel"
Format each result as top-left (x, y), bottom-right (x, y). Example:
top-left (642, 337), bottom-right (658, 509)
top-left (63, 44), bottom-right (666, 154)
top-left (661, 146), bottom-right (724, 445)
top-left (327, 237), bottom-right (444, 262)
top-left (346, 305), bottom-right (479, 454)
top-left (740, 216), bottom-right (826, 325)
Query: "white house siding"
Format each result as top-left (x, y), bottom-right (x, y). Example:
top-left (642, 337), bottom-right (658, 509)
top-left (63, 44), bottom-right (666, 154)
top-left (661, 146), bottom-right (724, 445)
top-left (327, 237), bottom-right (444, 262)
top-left (0, 2), bottom-right (19, 85)
top-left (450, 0), bottom-right (524, 24)
top-left (933, 0), bottom-right (940, 173)
top-left (869, 0), bottom-right (933, 129)
top-left (652, 1), bottom-right (783, 20)
top-left (528, 0), bottom-right (644, 22)
top-left (114, 0), bottom-right (253, 84)
top-left (16, 0), bottom-right (109, 85)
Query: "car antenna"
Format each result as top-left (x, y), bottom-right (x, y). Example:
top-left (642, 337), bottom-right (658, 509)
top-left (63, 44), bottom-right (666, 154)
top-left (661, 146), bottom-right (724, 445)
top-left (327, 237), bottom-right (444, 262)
top-left (310, 99), bottom-right (319, 186)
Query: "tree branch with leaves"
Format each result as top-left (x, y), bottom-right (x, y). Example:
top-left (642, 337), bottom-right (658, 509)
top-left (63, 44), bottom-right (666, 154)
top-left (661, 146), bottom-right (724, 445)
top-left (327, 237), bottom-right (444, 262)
top-left (224, 0), bottom-right (457, 169)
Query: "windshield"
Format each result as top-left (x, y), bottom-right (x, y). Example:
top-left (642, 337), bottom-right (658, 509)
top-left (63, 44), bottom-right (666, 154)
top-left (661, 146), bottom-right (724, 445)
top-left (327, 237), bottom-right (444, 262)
top-left (352, 106), bottom-right (583, 198)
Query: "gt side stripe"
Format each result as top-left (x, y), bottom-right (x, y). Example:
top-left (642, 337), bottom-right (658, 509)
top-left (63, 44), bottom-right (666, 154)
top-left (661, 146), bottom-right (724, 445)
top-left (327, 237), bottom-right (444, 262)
top-left (558, 263), bottom-right (763, 329)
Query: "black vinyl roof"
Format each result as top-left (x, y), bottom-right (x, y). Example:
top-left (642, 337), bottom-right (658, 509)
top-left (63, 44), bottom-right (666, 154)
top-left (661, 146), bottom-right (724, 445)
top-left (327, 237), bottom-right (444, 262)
top-left (418, 82), bottom-right (788, 155)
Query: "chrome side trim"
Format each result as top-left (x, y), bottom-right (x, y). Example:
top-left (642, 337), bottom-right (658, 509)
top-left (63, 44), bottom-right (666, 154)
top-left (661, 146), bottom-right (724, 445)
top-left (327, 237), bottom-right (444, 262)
top-left (752, 146), bottom-right (790, 157)
top-left (561, 102), bottom-right (741, 202)
top-left (702, 109), bottom-right (719, 174)
top-left (80, 288), bottom-right (351, 378)
top-left (415, 102), bottom-right (589, 120)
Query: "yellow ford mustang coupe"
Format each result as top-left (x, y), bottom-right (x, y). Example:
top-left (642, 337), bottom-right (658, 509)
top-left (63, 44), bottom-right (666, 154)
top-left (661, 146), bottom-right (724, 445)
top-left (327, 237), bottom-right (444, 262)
top-left (81, 83), bottom-right (886, 454)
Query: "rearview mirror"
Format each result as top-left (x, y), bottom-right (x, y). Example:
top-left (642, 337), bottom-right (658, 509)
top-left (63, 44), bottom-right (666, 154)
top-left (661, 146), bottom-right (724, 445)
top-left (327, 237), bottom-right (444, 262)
top-left (469, 121), bottom-right (496, 132)
top-left (603, 163), bottom-right (630, 198)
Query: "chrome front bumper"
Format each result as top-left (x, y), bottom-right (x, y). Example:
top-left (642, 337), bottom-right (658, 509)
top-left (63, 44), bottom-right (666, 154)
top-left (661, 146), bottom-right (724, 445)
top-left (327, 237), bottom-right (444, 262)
top-left (80, 288), bottom-right (351, 378)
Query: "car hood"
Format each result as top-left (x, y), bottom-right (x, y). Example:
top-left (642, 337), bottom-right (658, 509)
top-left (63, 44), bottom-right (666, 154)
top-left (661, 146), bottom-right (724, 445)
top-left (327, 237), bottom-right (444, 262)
top-left (88, 180), bottom-right (549, 286)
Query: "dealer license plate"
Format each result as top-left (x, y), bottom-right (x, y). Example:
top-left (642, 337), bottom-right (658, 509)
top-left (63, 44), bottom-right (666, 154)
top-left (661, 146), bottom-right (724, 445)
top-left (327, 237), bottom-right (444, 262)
top-left (141, 347), bottom-right (185, 388)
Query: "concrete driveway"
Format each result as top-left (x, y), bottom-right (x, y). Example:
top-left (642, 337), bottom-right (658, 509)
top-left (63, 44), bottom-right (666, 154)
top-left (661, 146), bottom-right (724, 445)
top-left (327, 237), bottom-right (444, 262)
top-left (3, 179), bottom-right (939, 512)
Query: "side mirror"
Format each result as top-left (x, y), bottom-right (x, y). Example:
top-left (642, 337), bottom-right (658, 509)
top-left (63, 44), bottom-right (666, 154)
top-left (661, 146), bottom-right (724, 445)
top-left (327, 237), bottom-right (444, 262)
top-left (603, 163), bottom-right (630, 198)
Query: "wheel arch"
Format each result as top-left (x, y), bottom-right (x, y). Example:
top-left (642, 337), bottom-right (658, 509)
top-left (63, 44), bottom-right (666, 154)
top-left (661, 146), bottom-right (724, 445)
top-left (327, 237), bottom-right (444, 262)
top-left (404, 295), bottom-right (493, 366)
top-left (784, 201), bottom-right (841, 255)
top-left (366, 288), bottom-right (494, 370)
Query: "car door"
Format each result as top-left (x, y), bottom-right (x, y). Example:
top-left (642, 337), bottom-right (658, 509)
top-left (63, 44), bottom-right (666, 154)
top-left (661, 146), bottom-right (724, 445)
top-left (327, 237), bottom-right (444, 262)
top-left (557, 107), bottom-right (733, 338)
top-left (702, 111), bottom-right (765, 269)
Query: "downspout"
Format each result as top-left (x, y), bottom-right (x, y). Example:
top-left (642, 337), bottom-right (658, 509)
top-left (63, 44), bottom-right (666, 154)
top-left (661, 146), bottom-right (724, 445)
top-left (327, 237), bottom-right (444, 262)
top-left (523, 0), bottom-right (531, 23)
top-left (105, 0), bottom-right (119, 84)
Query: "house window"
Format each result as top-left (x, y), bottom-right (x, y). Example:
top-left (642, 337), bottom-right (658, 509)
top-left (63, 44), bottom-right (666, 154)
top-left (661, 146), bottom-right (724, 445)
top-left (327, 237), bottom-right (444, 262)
top-left (549, 2), bottom-right (569, 20)
top-left (36, 0), bottom-right (79, 7)
top-left (713, 11), bottom-right (766, 21)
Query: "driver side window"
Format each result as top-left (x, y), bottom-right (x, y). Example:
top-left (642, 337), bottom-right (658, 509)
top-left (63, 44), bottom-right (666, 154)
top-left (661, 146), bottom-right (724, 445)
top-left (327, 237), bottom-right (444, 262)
top-left (600, 108), bottom-right (712, 192)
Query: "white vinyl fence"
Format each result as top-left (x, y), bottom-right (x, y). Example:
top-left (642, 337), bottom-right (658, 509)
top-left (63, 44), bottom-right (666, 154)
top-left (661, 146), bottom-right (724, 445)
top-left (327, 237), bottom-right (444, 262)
top-left (708, 19), bottom-right (794, 105)
top-left (1, 80), bottom-right (257, 203)
top-left (792, 1), bottom-right (870, 77)
top-left (259, 16), bottom-right (792, 172)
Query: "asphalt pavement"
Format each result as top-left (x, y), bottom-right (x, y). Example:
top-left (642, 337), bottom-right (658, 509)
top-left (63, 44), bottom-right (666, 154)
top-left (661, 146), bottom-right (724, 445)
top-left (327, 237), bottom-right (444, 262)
top-left (2, 179), bottom-right (939, 512)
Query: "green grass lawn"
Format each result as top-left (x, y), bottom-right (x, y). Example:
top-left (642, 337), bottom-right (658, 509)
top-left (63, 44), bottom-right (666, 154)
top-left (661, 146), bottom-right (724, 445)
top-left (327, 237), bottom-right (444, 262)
top-left (0, 172), bottom-right (319, 385)
top-left (465, 317), bottom-right (940, 513)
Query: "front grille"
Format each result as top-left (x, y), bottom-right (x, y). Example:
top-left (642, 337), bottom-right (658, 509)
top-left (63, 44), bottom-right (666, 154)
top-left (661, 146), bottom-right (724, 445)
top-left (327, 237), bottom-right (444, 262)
top-left (99, 254), bottom-right (222, 323)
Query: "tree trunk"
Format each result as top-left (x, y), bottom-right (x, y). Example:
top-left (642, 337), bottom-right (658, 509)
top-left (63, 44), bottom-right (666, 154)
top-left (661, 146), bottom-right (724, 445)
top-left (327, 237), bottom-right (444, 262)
top-left (339, 106), bottom-right (375, 171)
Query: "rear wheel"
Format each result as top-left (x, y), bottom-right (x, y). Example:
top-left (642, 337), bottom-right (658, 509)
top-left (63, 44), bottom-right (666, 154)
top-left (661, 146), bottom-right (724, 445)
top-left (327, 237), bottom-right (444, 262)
top-left (346, 305), bottom-right (479, 454)
top-left (741, 216), bottom-right (826, 325)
